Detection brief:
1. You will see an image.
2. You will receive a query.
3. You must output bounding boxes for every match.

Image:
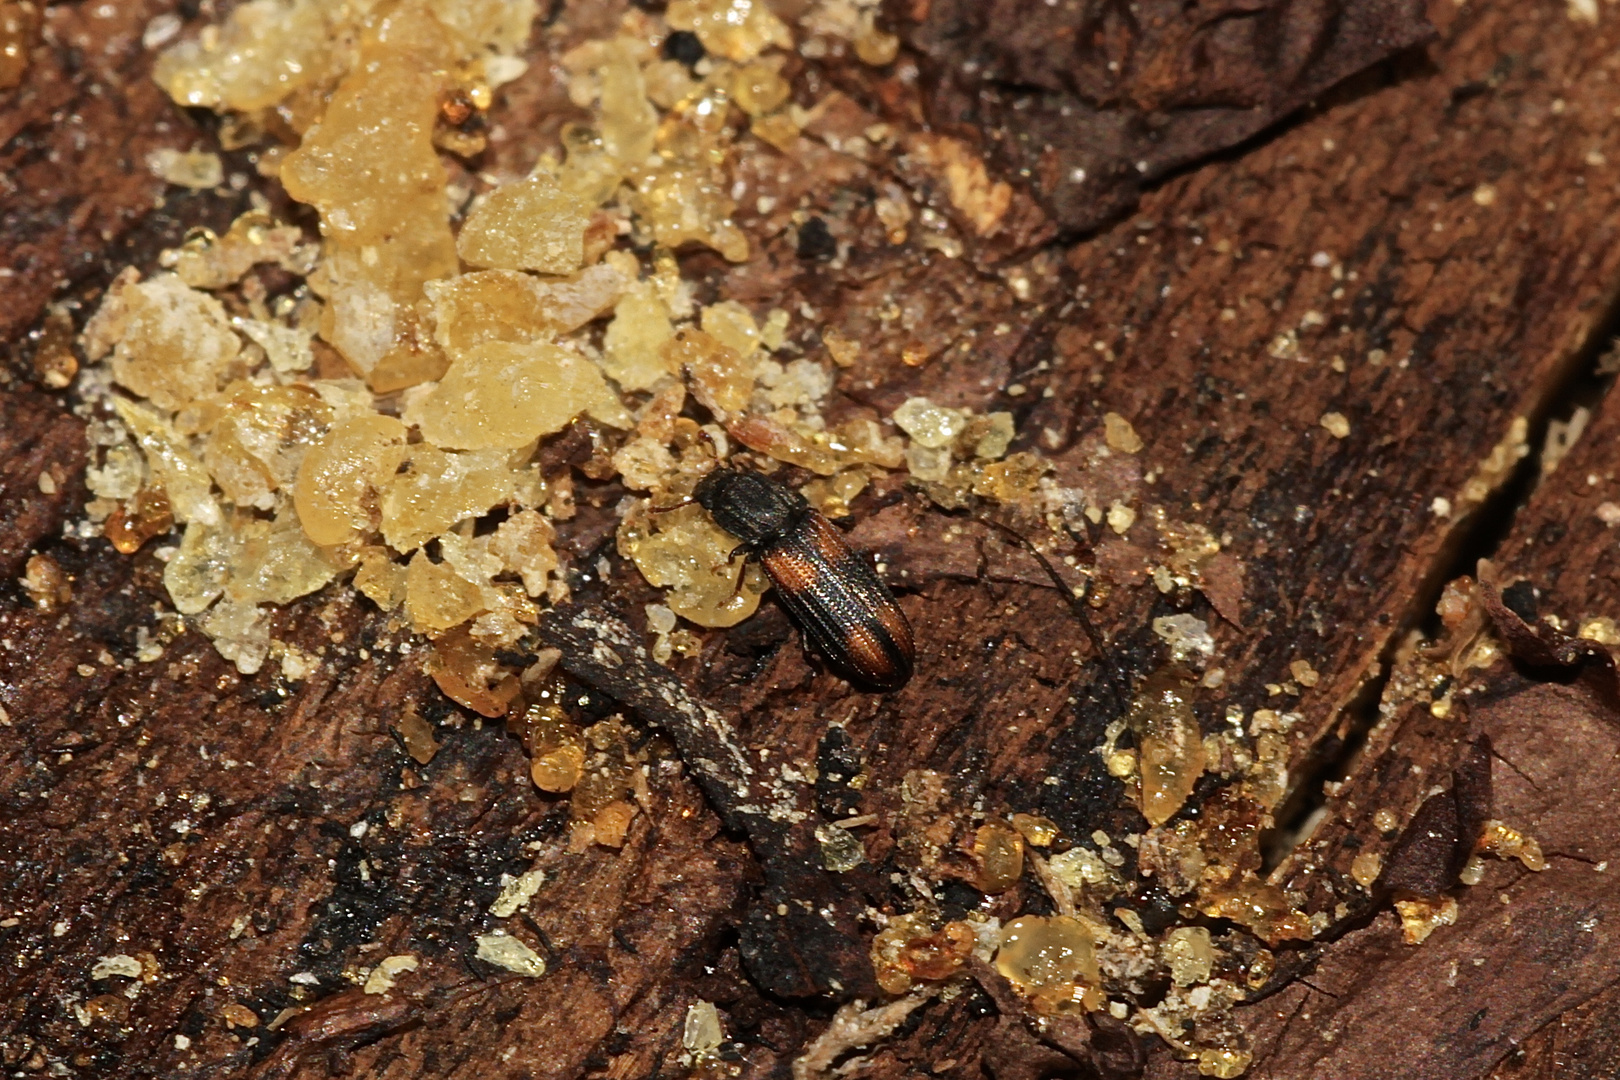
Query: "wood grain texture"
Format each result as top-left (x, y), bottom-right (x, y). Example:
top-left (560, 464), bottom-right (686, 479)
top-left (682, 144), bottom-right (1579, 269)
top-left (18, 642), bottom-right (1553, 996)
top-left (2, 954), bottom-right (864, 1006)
top-left (4, 0), bottom-right (1620, 1076)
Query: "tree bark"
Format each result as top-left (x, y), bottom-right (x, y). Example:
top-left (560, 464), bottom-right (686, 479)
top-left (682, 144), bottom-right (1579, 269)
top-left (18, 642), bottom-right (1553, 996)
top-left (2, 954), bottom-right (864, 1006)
top-left (4, 0), bottom-right (1620, 1077)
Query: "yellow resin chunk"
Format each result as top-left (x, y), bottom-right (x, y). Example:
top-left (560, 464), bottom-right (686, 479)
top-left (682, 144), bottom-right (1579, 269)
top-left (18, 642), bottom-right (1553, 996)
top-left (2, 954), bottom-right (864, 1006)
top-left (995, 915), bottom-right (1101, 1015)
top-left (1130, 676), bottom-right (1208, 827)
top-left (601, 280), bottom-right (677, 390)
top-left (380, 445), bottom-right (520, 553)
top-left (94, 274), bottom-right (242, 412)
top-left (280, 3), bottom-right (459, 386)
top-left (668, 329), bottom-right (754, 417)
top-left (490, 509), bottom-right (560, 597)
top-left (164, 521), bottom-right (234, 614)
top-left (405, 550), bottom-right (486, 632)
top-left (597, 38), bottom-right (657, 167)
top-left (457, 174), bottom-right (592, 274)
top-left (411, 340), bottom-right (622, 450)
top-left (184, 381), bottom-right (334, 503)
top-left (617, 503), bottom-right (767, 627)
top-left (425, 265), bottom-right (626, 355)
top-left (666, 0), bottom-right (791, 62)
top-left (168, 210), bottom-right (311, 291)
top-left (424, 0), bottom-right (538, 54)
top-left (355, 547), bottom-right (409, 610)
top-left (632, 163), bottom-right (749, 262)
top-left (153, 0), bottom-right (336, 113)
top-left (113, 398), bottom-right (221, 527)
top-left (700, 300), bottom-right (762, 360)
top-left (228, 508), bottom-right (345, 604)
top-left (293, 413), bottom-right (408, 546)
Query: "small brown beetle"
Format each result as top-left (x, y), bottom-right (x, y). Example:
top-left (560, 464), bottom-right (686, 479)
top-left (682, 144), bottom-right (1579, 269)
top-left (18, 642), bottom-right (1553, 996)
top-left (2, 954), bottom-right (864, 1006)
top-left (694, 469), bottom-right (914, 692)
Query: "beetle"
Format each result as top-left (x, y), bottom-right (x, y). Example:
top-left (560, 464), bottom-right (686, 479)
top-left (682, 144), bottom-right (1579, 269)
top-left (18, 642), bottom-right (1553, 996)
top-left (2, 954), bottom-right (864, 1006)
top-left (693, 468), bottom-right (914, 692)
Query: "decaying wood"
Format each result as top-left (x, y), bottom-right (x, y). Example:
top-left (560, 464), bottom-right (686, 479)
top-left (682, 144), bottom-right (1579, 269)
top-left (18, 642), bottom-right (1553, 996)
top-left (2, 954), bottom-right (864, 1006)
top-left (5, 0), bottom-right (1620, 1077)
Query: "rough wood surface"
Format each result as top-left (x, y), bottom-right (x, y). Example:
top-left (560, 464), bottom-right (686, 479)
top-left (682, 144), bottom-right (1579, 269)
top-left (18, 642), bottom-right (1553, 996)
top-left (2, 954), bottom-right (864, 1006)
top-left (5, 0), bottom-right (1620, 1077)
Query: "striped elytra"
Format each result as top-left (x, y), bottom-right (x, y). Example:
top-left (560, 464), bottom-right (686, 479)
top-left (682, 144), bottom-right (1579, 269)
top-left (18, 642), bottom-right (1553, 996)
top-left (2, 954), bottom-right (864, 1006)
top-left (693, 469), bottom-right (914, 692)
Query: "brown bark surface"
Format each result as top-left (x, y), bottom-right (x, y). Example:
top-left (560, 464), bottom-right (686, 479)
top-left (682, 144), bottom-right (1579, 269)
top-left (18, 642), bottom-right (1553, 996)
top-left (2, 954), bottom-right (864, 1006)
top-left (4, 0), bottom-right (1620, 1078)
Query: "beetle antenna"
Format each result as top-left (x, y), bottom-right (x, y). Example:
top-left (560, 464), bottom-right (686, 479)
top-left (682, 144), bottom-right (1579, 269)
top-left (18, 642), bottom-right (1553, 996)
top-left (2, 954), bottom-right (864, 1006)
top-left (978, 515), bottom-right (1132, 714)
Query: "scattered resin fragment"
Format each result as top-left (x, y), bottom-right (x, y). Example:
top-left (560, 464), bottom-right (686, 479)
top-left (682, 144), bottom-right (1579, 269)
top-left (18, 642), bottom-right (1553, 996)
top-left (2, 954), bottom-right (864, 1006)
top-left (21, 554), bottom-right (70, 610)
top-left (669, 329), bottom-right (755, 418)
top-left (893, 397), bottom-right (968, 449)
top-left (473, 931), bottom-right (546, 977)
top-left (424, 0), bottom-right (538, 55)
top-left (1244, 949), bottom-right (1276, 991)
top-left (971, 452), bottom-right (1050, 501)
top-left (594, 38), bottom-right (658, 166)
top-left (228, 508), bottom-right (345, 604)
top-left (1153, 614), bottom-right (1214, 663)
top-left (1394, 895), bottom-right (1459, 945)
top-left (166, 210), bottom-right (311, 290)
top-left (815, 824), bottom-right (865, 871)
top-left (973, 822), bottom-right (1026, 893)
top-left (188, 381), bottom-right (334, 505)
top-left (512, 701), bottom-right (587, 792)
top-left (683, 1001), bottom-right (724, 1056)
top-left (292, 413), bottom-right (408, 546)
top-left (146, 148), bottom-right (225, 190)
top-left (601, 279), bottom-right (678, 390)
top-left (617, 502), bottom-right (768, 627)
top-left (354, 548), bottom-right (408, 611)
top-left (995, 915), bottom-right (1101, 1014)
top-left (591, 800), bottom-right (637, 847)
top-left (489, 510), bottom-right (560, 598)
top-left (1478, 819), bottom-right (1548, 871)
top-left (1048, 845), bottom-right (1117, 895)
top-left (666, 0), bottom-right (791, 62)
top-left (801, 468), bottom-right (871, 518)
top-left (424, 626), bottom-right (520, 717)
top-left (426, 265), bottom-right (625, 355)
top-left (381, 446), bottom-right (522, 552)
top-left (457, 174), bottom-right (592, 274)
top-left (164, 522), bottom-right (234, 615)
top-left (852, 9), bottom-right (899, 66)
top-left (871, 914), bottom-right (975, 994)
top-left (963, 412), bottom-right (1015, 459)
top-left (700, 300), bottom-right (763, 360)
top-left (1103, 412), bottom-right (1144, 453)
top-left (88, 273), bottom-right (243, 412)
top-left (395, 705), bottom-right (440, 764)
top-left (200, 599), bottom-right (271, 675)
top-left (114, 399), bottom-right (221, 527)
top-left (632, 158), bottom-right (750, 262)
top-left (104, 487), bottom-right (174, 555)
top-left (279, 4), bottom-right (460, 387)
top-left (1163, 926), bottom-right (1214, 986)
top-left (31, 311), bottom-right (78, 389)
top-left (612, 437), bottom-right (679, 492)
top-left (1128, 673), bottom-right (1208, 826)
top-left (412, 341), bottom-right (624, 450)
top-left (153, 0), bottom-right (336, 112)
top-left (1203, 883), bottom-right (1313, 944)
top-left (1350, 850), bottom-right (1383, 888)
top-left (731, 60), bottom-right (789, 117)
top-left (1198, 1047), bottom-right (1255, 1079)
top-left (405, 552), bottom-right (486, 634)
